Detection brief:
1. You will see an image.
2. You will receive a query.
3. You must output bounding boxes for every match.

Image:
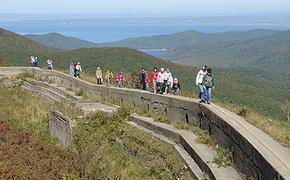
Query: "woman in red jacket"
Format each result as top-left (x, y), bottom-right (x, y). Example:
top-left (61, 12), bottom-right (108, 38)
top-left (148, 67), bottom-right (158, 93)
top-left (117, 72), bottom-right (125, 88)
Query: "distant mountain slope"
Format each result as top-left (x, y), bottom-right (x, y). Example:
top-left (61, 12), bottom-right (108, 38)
top-left (0, 28), bottom-right (58, 66)
top-left (25, 33), bottom-right (97, 50)
top-left (102, 29), bottom-right (290, 70)
top-left (0, 27), bottom-right (289, 119)
top-left (165, 30), bottom-right (290, 69)
top-left (102, 29), bottom-right (279, 49)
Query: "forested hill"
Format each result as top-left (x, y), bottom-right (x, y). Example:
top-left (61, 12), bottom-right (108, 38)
top-left (25, 33), bottom-right (97, 50)
top-left (164, 30), bottom-right (290, 69)
top-left (0, 28), bottom-right (58, 66)
top-left (102, 29), bottom-right (278, 49)
top-left (102, 29), bottom-right (290, 70)
top-left (0, 27), bottom-right (289, 119)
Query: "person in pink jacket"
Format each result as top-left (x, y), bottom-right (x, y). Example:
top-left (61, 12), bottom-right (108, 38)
top-left (95, 67), bottom-right (103, 85)
top-left (157, 68), bottom-right (165, 94)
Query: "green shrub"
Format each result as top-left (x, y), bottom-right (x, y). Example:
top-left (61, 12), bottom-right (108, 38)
top-left (203, 173), bottom-right (211, 180)
top-left (134, 106), bottom-right (152, 117)
top-left (75, 89), bottom-right (84, 96)
top-left (53, 101), bottom-right (83, 120)
top-left (237, 108), bottom-right (248, 117)
top-left (174, 121), bottom-right (191, 130)
top-left (213, 145), bottom-right (234, 167)
top-left (153, 110), bottom-right (169, 124)
top-left (16, 72), bottom-right (33, 81)
top-left (195, 130), bottom-right (213, 146)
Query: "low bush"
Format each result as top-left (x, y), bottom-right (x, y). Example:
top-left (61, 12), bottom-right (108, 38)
top-left (153, 110), bottom-right (169, 124)
top-left (213, 145), bottom-right (234, 168)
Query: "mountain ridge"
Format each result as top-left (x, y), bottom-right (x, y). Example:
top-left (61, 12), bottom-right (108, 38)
top-left (100, 29), bottom-right (290, 70)
top-left (101, 29), bottom-right (279, 49)
top-left (24, 32), bottom-right (97, 50)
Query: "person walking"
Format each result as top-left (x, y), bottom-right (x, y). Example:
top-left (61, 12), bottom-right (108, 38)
top-left (157, 68), bottom-right (166, 94)
top-left (29, 56), bottom-right (37, 67)
top-left (202, 68), bottom-right (215, 104)
top-left (69, 63), bottom-right (75, 77)
top-left (75, 62), bottom-right (82, 79)
top-left (28, 56), bottom-right (34, 66)
top-left (196, 65), bottom-right (207, 100)
top-left (33, 56), bottom-right (38, 67)
top-left (172, 78), bottom-right (181, 96)
top-left (149, 67), bottom-right (158, 93)
top-left (164, 68), bottom-right (173, 94)
top-left (47, 58), bottom-right (53, 70)
top-left (105, 70), bottom-right (113, 86)
top-left (139, 68), bottom-right (147, 90)
top-left (117, 72), bottom-right (125, 88)
top-left (96, 66), bottom-right (103, 85)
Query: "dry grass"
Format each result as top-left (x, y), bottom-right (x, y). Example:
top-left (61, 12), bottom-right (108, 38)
top-left (80, 72), bottom-right (96, 84)
top-left (0, 87), bottom-right (51, 136)
top-left (216, 102), bottom-right (290, 148)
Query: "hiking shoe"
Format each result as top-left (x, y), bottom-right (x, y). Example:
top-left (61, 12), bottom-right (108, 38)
top-left (207, 101), bottom-right (211, 104)
top-left (199, 100), bottom-right (205, 103)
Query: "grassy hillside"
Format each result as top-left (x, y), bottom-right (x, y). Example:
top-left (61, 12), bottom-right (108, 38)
top-left (25, 33), bottom-right (97, 50)
top-left (0, 27), bottom-right (289, 119)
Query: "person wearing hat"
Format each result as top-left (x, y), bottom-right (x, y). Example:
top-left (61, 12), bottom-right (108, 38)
top-left (196, 65), bottom-right (207, 101)
top-left (96, 66), bottom-right (103, 85)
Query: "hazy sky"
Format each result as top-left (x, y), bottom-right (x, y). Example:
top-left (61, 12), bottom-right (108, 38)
top-left (0, 0), bottom-right (290, 15)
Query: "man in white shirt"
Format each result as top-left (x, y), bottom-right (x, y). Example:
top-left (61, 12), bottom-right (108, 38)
top-left (195, 65), bottom-right (207, 101)
top-left (164, 68), bottom-right (173, 94)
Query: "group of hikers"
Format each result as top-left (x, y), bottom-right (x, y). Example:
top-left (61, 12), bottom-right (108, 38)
top-left (95, 67), bottom-right (124, 88)
top-left (27, 56), bottom-right (215, 103)
top-left (28, 56), bottom-right (39, 67)
top-left (94, 66), bottom-right (181, 96)
top-left (28, 56), bottom-right (53, 70)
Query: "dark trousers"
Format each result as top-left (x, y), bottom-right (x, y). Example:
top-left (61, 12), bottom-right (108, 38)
top-left (141, 81), bottom-right (146, 90)
top-left (97, 78), bottom-right (102, 84)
